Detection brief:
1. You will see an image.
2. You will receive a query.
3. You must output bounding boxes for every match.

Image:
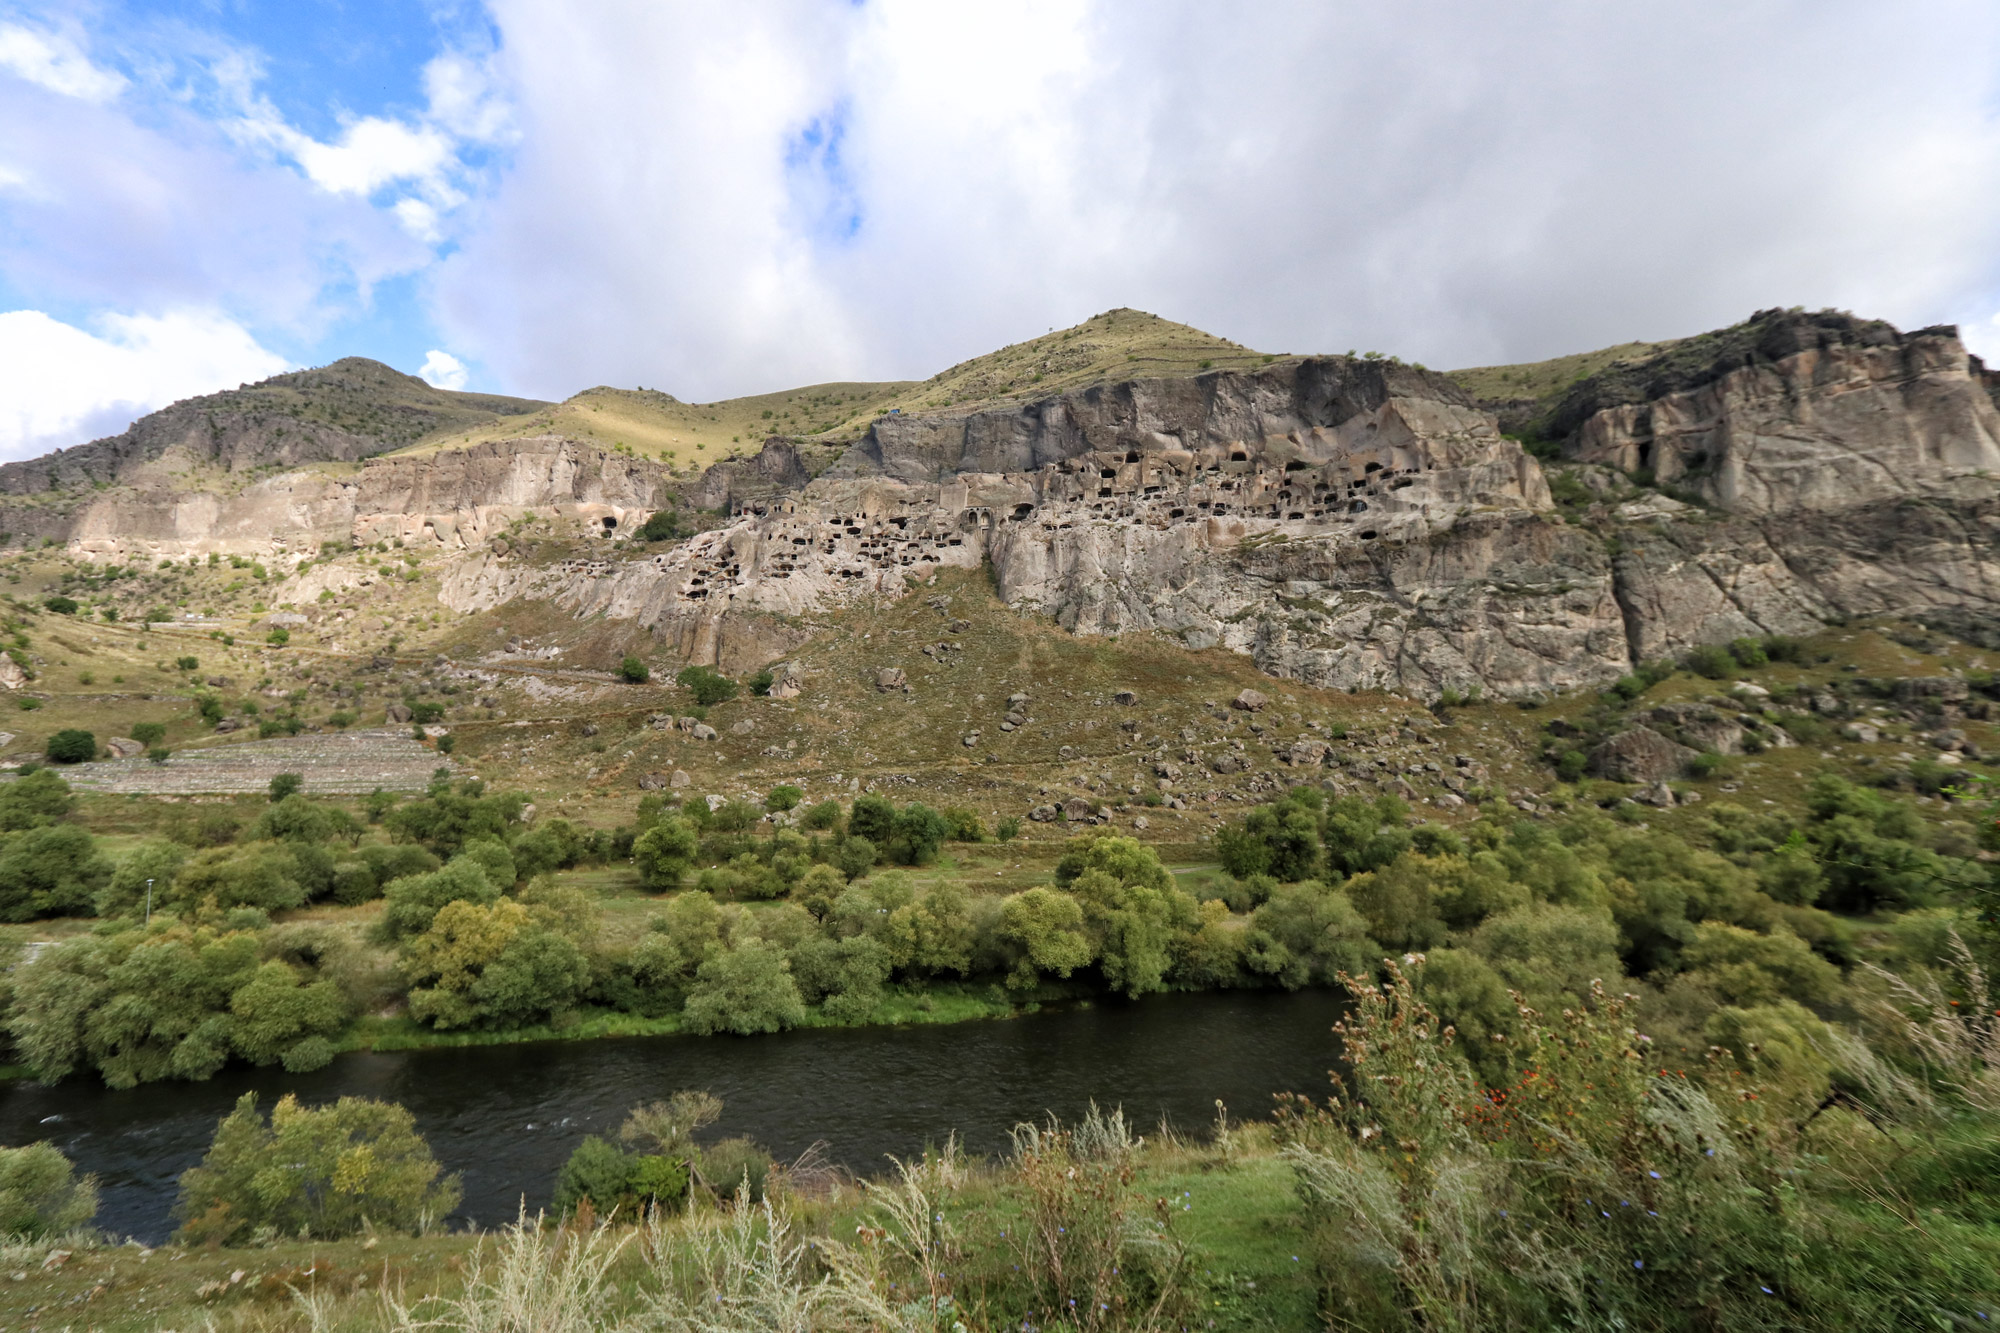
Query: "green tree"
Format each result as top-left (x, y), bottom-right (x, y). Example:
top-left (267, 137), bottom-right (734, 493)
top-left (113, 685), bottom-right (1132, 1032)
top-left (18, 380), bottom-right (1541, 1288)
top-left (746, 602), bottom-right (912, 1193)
top-left (227, 959), bottom-right (348, 1071)
top-left (887, 802), bottom-right (951, 866)
top-left (43, 729), bottom-right (95, 764)
top-left (834, 834), bottom-right (878, 880)
top-left (617, 655), bottom-right (650, 684)
top-left (848, 794), bottom-right (897, 845)
top-left (789, 933), bottom-right (892, 1021)
top-left (764, 784), bottom-right (803, 814)
top-left (401, 899), bottom-right (588, 1030)
top-left (0, 768), bottom-right (74, 830)
top-left (129, 721), bottom-right (165, 748)
top-left (0, 824), bottom-right (110, 921)
top-left (379, 857), bottom-right (503, 941)
top-left (675, 665), bottom-right (738, 706)
top-left (682, 940), bottom-right (806, 1035)
top-left (1062, 836), bottom-right (1198, 998)
top-left (1244, 881), bottom-right (1376, 989)
top-left (174, 1093), bottom-right (460, 1245)
top-left (95, 839), bottom-right (188, 918)
top-left (999, 886), bottom-right (1094, 991)
top-left (633, 818), bottom-right (700, 891)
top-left (268, 772), bottom-right (303, 802)
top-left (0, 1143), bottom-right (96, 1239)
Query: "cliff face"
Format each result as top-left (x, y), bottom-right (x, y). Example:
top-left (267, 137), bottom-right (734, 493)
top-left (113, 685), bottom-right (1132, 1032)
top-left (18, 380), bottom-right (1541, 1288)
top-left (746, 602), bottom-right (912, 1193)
top-left (1561, 310), bottom-right (2000, 514)
top-left (12, 314), bottom-right (2000, 699)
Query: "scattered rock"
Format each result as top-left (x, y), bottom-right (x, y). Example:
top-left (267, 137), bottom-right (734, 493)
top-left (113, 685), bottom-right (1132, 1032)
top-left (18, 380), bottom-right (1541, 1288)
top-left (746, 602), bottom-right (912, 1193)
top-left (264, 612), bottom-right (309, 628)
top-left (0, 657), bottom-right (25, 691)
top-left (1007, 693), bottom-right (1029, 708)
top-left (691, 723), bottom-right (718, 741)
top-left (386, 703), bottom-right (413, 722)
top-left (213, 719), bottom-right (243, 733)
top-left (1029, 804), bottom-right (1058, 822)
top-left (1588, 726), bottom-right (1698, 783)
top-left (962, 732), bottom-right (980, 747)
top-left (706, 794), bottom-right (726, 811)
top-left (1843, 722), bottom-right (1881, 744)
top-left (637, 772), bottom-right (668, 790)
top-left (730, 719), bottom-right (755, 736)
top-left (1232, 688), bottom-right (1269, 712)
top-left (105, 737), bottom-right (144, 758)
top-left (1287, 738), bottom-right (1331, 767)
top-left (1058, 745), bottom-right (1075, 759)
top-left (1731, 682), bottom-right (1770, 699)
top-left (580, 722), bottom-right (598, 737)
top-left (875, 667), bottom-right (907, 691)
top-left (670, 770), bottom-right (692, 788)
top-left (1634, 780), bottom-right (1678, 808)
top-left (1062, 796), bottom-right (1094, 820)
top-left (1893, 677), bottom-right (1970, 705)
top-left (1132, 815), bottom-right (1150, 830)
top-left (520, 802), bottom-right (537, 822)
top-left (1113, 690), bottom-right (1138, 706)
top-left (1211, 752), bottom-right (1247, 774)
top-left (947, 618), bottom-right (971, 633)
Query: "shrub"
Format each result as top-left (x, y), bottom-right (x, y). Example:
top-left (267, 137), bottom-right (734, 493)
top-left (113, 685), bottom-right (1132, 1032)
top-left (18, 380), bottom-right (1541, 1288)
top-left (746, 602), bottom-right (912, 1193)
top-left (801, 799), bottom-right (843, 832)
top-left (997, 815), bottom-right (1021, 842)
top-left (1729, 636), bottom-right (1769, 667)
top-left (265, 628), bottom-right (289, 646)
top-left (147, 747), bottom-right (171, 765)
top-left (675, 665), bottom-right (738, 706)
top-left (636, 510), bottom-right (683, 542)
top-left (129, 721), bottom-right (165, 747)
top-left (175, 655), bottom-right (199, 671)
top-left (886, 801), bottom-right (950, 866)
top-left (617, 655), bottom-right (650, 684)
top-left (633, 818), bottom-right (699, 891)
top-left (174, 1093), bottom-right (460, 1245)
top-left (0, 768), bottom-right (73, 830)
top-left (1685, 642), bottom-right (1736, 679)
top-left (0, 1143), bottom-right (96, 1239)
top-left (848, 793), bottom-right (896, 845)
top-left (402, 899), bottom-right (590, 1030)
top-left (44, 729), bottom-right (95, 764)
top-left (0, 824), bottom-right (110, 920)
top-left (764, 784), bottom-right (803, 813)
top-left (41, 596), bottom-right (76, 615)
top-left (748, 668), bottom-right (775, 696)
top-left (833, 834), bottom-right (877, 880)
top-left (553, 1137), bottom-right (689, 1217)
top-left (681, 940), bottom-right (806, 1035)
top-left (268, 772), bottom-right (303, 802)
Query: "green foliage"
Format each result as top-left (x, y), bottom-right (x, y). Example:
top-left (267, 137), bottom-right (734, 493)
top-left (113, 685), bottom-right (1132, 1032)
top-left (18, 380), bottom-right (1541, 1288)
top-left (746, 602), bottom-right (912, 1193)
top-left (268, 772), bottom-right (303, 802)
top-left (265, 627), bottom-right (290, 646)
top-left (43, 729), bottom-right (95, 764)
top-left (0, 768), bottom-right (74, 831)
top-left (0, 1143), bottom-right (95, 1243)
top-left (748, 668), bottom-right (775, 696)
top-left (886, 801), bottom-right (950, 866)
top-left (833, 834), bottom-right (877, 880)
top-left (636, 509), bottom-right (683, 542)
top-left (675, 665), bottom-right (738, 706)
top-left (801, 799), bottom-right (842, 831)
top-left (764, 784), bottom-right (803, 813)
top-left (616, 655), bottom-right (650, 684)
top-left (0, 824), bottom-right (110, 921)
top-left (1685, 642), bottom-right (1737, 679)
top-left (379, 857), bottom-right (503, 941)
top-left (96, 839), bottom-right (187, 917)
top-left (7, 923), bottom-right (349, 1087)
top-left (174, 1093), bottom-right (459, 1245)
top-left (175, 655), bottom-right (199, 671)
top-left (848, 793), bottom-right (896, 845)
top-left (1244, 882), bottom-right (1375, 989)
top-left (382, 786), bottom-right (525, 858)
top-left (401, 898), bottom-right (589, 1030)
top-left (41, 595), bottom-right (76, 615)
top-left (553, 1136), bottom-right (688, 1217)
top-left (682, 940), bottom-right (806, 1035)
top-left (633, 817), bottom-right (699, 891)
top-left (129, 721), bottom-right (165, 747)
top-left (0, 1143), bottom-right (96, 1239)
top-left (1062, 835), bottom-right (1197, 998)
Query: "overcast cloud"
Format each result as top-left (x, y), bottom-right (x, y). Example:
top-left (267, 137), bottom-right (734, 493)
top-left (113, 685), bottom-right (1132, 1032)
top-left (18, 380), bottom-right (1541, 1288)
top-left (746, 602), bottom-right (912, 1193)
top-left (3, 0), bottom-right (2000, 454)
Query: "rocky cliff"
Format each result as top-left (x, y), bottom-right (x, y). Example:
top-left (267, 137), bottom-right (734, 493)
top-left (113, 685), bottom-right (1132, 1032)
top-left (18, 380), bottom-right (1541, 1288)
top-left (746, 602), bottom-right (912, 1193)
top-left (11, 312), bottom-right (2000, 700)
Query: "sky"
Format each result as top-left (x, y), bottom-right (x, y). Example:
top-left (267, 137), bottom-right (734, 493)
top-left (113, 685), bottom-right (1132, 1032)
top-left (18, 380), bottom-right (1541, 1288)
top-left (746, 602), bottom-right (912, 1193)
top-left (2, 1), bottom-right (1999, 460)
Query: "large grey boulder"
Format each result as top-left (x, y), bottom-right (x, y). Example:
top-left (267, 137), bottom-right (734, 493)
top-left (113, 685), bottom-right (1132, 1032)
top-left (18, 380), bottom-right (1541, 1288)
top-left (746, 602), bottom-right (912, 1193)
top-left (1588, 726), bottom-right (1697, 783)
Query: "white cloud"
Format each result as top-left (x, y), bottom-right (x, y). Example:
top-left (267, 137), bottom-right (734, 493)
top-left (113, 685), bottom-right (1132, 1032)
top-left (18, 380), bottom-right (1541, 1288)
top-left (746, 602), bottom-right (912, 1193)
top-left (418, 349), bottom-right (468, 390)
top-left (0, 308), bottom-right (289, 459)
top-left (435, 0), bottom-right (2000, 400)
top-left (0, 22), bottom-right (124, 103)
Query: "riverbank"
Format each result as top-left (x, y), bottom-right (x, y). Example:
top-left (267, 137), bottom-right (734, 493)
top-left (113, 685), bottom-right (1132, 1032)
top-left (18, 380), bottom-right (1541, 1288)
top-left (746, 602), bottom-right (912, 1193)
top-left (0, 1124), bottom-right (1320, 1333)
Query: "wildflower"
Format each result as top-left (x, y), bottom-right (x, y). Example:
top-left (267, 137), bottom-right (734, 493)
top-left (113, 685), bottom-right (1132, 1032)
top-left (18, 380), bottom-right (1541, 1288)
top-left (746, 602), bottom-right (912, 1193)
top-left (1648, 1170), bottom-right (1660, 1179)
top-left (1634, 1260), bottom-right (1644, 1269)
top-left (1761, 1286), bottom-right (1774, 1295)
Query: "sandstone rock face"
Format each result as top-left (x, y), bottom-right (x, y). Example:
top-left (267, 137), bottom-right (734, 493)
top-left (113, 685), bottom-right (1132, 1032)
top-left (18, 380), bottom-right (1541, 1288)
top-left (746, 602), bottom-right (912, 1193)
top-left (1589, 727), bottom-right (1697, 783)
top-left (1565, 311), bottom-right (2000, 515)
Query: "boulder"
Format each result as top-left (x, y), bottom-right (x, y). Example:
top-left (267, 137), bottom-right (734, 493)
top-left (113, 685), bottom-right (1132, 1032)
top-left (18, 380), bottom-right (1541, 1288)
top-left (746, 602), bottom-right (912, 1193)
top-left (637, 772), bottom-right (668, 790)
top-left (1113, 690), bottom-right (1138, 706)
top-left (105, 737), bottom-right (144, 758)
top-left (0, 657), bottom-right (25, 691)
top-left (386, 703), bottom-right (412, 722)
top-left (1633, 780), bottom-right (1678, 808)
top-left (1062, 796), bottom-right (1094, 820)
top-left (1211, 752), bottom-right (1247, 774)
top-left (691, 723), bottom-right (718, 741)
top-left (730, 718), bottom-right (755, 735)
top-left (1029, 804), bottom-right (1059, 822)
top-left (1893, 676), bottom-right (1970, 705)
top-left (767, 662), bottom-right (805, 699)
top-left (1843, 722), bottom-right (1880, 744)
top-left (1007, 693), bottom-right (1029, 708)
top-left (1650, 703), bottom-right (1745, 755)
top-left (1232, 688), bottom-right (1269, 712)
top-left (580, 722), bottom-right (598, 737)
top-left (669, 769), bottom-right (692, 788)
top-left (1588, 726), bottom-right (1697, 783)
top-left (875, 667), bottom-right (906, 691)
top-left (1287, 738), bottom-right (1331, 767)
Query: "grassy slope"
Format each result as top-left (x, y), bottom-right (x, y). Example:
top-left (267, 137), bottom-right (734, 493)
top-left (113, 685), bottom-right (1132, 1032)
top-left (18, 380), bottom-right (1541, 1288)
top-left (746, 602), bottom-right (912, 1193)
top-left (395, 308), bottom-right (1272, 472)
top-left (1446, 339), bottom-right (1665, 412)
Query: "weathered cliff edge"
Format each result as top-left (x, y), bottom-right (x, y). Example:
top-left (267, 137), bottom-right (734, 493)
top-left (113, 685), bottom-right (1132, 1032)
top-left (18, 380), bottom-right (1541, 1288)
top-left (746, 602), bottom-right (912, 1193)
top-left (15, 313), bottom-right (2000, 699)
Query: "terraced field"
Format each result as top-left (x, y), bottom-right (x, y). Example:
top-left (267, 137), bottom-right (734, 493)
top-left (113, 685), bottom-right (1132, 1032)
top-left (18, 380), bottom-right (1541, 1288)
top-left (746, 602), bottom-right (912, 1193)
top-left (64, 729), bottom-right (454, 795)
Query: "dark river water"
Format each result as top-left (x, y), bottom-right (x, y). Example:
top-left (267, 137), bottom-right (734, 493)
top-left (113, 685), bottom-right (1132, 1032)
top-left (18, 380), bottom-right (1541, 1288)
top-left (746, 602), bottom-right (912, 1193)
top-left (0, 988), bottom-right (1347, 1243)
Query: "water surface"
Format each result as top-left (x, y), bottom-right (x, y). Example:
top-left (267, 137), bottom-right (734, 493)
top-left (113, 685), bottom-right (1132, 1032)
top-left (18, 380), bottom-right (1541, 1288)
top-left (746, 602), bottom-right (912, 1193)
top-left (2, 988), bottom-right (1346, 1242)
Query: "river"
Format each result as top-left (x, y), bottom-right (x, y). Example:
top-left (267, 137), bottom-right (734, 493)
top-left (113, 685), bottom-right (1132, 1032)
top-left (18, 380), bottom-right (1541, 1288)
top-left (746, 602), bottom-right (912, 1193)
top-left (1, 988), bottom-right (1347, 1243)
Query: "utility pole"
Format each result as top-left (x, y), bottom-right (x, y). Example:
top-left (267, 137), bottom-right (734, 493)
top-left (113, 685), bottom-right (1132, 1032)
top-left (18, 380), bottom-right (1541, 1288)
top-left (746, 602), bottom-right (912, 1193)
top-left (144, 878), bottom-right (154, 926)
